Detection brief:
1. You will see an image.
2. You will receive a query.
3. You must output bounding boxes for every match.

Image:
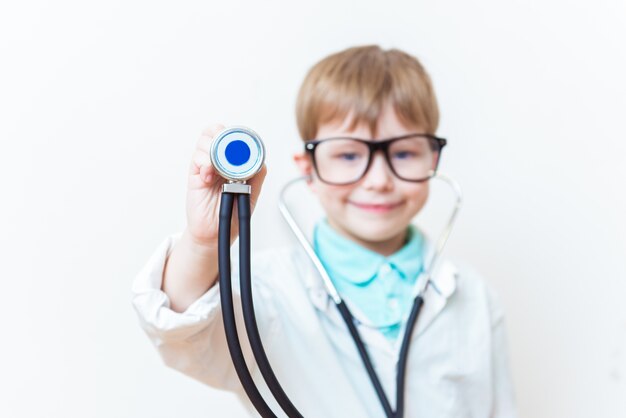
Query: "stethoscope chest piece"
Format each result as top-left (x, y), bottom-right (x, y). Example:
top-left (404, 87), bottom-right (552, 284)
top-left (210, 126), bottom-right (265, 182)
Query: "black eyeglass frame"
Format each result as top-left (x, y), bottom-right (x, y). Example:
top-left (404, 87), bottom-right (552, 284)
top-left (304, 133), bottom-right (447, 186)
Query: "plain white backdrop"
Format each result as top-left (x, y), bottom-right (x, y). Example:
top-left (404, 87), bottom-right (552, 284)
top-left (1, 1), bottom-right (624, 417)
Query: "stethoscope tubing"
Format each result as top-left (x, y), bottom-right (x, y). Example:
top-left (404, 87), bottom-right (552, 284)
top-left (218, 192), bottom-right (277, 417)
top-left (395, 295), bottom-right (424, 418)
top-left (218, 171), bottom-right (462, 418)
top-left (237, 193), bottom-right (304, 418)
top-left (335, 299), bottom-right (395, 417)
top-left (219, 190), bottom-right (303, 418)
top-left (277, 172), bottom-right (463, 418)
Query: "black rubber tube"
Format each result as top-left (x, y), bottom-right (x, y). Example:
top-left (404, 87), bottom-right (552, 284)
top-left (218, 192), bottom-right (277, 418)
top-left (238, 194), bottom-right (304, 418)
top-left (336, 301), bottom-right (394, 418)
top-left (394, 295), bottom-right (424, 418)
top-left (219, 191), bottom-right (424, 418)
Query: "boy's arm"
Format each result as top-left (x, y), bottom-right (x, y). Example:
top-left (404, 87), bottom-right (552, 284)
top-left (131, 232), bottom-right (275, 392)
top-left (162, 228), bottom-right (219, 313)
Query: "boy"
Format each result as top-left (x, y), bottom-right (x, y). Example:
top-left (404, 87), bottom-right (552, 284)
top-left (132, 45), bottom-right (516, 417)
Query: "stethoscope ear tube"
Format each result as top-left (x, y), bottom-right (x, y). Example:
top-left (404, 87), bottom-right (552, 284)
top-left (335, 301), bottom-right (394, 418)
top-left (277, 173), bottom-right (463, 418)
top-left (394, 295), bottom-right (424, 418)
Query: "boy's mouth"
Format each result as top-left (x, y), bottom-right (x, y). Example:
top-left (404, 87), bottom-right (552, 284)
top-left (349, 200), bottom-right (403, 213)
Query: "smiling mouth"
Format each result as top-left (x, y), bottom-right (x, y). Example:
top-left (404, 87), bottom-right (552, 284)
top-left (349, 201), bottom-right (403, 211)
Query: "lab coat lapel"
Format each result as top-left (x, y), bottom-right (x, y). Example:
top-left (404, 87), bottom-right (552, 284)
top-left (289, 245), bottom-right (373, 417)
top-left (410, 259), bottom-right (458, 340)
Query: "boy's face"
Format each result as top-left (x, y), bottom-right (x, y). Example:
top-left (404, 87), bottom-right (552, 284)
top-left (293, 102), bottom-right (431, 255)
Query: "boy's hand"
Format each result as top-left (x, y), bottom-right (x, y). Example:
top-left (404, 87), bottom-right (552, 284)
top-left (185, 124), bottom-right (268, 250)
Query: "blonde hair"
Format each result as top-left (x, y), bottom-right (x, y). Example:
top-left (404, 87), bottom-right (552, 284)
top-left (296, 45), bottom-right (440, 141)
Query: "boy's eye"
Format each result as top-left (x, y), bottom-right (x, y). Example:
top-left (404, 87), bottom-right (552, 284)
top-left (393, 151), bottom-right (418, 159)
top-left (334, 152), bottom-right (362, 161)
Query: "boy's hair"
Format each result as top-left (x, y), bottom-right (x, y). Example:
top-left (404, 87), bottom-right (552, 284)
top-left (296, 45), bottom-right (440, 141)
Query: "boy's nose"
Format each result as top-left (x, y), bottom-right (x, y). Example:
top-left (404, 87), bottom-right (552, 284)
top-left (361, 151), bottom-right (394, 190)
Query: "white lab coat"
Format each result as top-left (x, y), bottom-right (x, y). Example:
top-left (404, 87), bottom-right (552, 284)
top-left (132, 231), bottom-right (517, 418)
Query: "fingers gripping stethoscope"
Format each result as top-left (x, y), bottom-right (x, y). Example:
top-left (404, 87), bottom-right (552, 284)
top-left (211, 126), bottom-right (463, 418)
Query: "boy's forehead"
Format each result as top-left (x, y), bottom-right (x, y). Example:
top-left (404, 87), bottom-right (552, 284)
top-left (317, 113), bottom-right (372, 138)
top-left (316, 105), bottom-right (423, 139)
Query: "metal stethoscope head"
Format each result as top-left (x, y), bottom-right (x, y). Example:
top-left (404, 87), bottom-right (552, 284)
top-left (210, 126), bottom-right (266, 191)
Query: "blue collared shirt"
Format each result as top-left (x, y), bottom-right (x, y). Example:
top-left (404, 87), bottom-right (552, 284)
top-left (312, 218), bottom-right (426, 340)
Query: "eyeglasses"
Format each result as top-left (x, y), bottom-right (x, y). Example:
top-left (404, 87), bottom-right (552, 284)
top-left (304, 133), bottom-right (447, 185)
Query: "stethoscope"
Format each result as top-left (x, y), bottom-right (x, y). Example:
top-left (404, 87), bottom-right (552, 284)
top-left (210, 126), bottom-right (463, 418)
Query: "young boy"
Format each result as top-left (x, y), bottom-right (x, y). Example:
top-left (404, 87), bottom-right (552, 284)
top-left (132, 45), bottom-right (516, 417)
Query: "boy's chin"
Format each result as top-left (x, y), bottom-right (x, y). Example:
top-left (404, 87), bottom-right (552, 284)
top-left (345, 221), bottom-right (407, 243)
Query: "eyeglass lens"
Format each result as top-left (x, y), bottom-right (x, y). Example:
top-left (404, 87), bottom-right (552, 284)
top-left (314, 136), bottom-right (440, 184)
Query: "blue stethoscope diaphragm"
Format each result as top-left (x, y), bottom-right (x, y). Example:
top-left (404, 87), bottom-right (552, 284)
top-left (210, 126), bottom-right (265, 182)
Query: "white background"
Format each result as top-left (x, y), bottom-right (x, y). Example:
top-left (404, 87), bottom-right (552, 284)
top-left (1, 1), bottom-right (624, 417)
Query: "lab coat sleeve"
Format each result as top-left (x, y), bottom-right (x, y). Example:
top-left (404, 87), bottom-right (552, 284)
top-left (487, 286), bottom-right (518, 418)
top-left (131, 231), bottom-right (278, 392)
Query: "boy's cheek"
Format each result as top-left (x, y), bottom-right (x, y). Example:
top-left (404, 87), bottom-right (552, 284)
top-left (408, 182), bottom-right (429, 198)
top-left (305, 176), bottom-right (319, 193)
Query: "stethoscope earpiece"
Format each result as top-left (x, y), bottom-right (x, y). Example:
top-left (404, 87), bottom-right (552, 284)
top-left (210, 126), bottom-right (266, 182)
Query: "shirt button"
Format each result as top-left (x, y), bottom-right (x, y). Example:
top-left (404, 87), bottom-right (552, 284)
top-left (378, 263), bottom-right (392, 276)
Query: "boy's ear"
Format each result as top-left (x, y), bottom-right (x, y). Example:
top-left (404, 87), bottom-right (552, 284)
top-left (292, 152), bottom-right (317, 191)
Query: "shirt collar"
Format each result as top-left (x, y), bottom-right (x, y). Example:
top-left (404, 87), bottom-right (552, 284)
top-left (312, 217), bottom-right (425, 285)
top-left (295, 229), bottom-right (459, 344)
